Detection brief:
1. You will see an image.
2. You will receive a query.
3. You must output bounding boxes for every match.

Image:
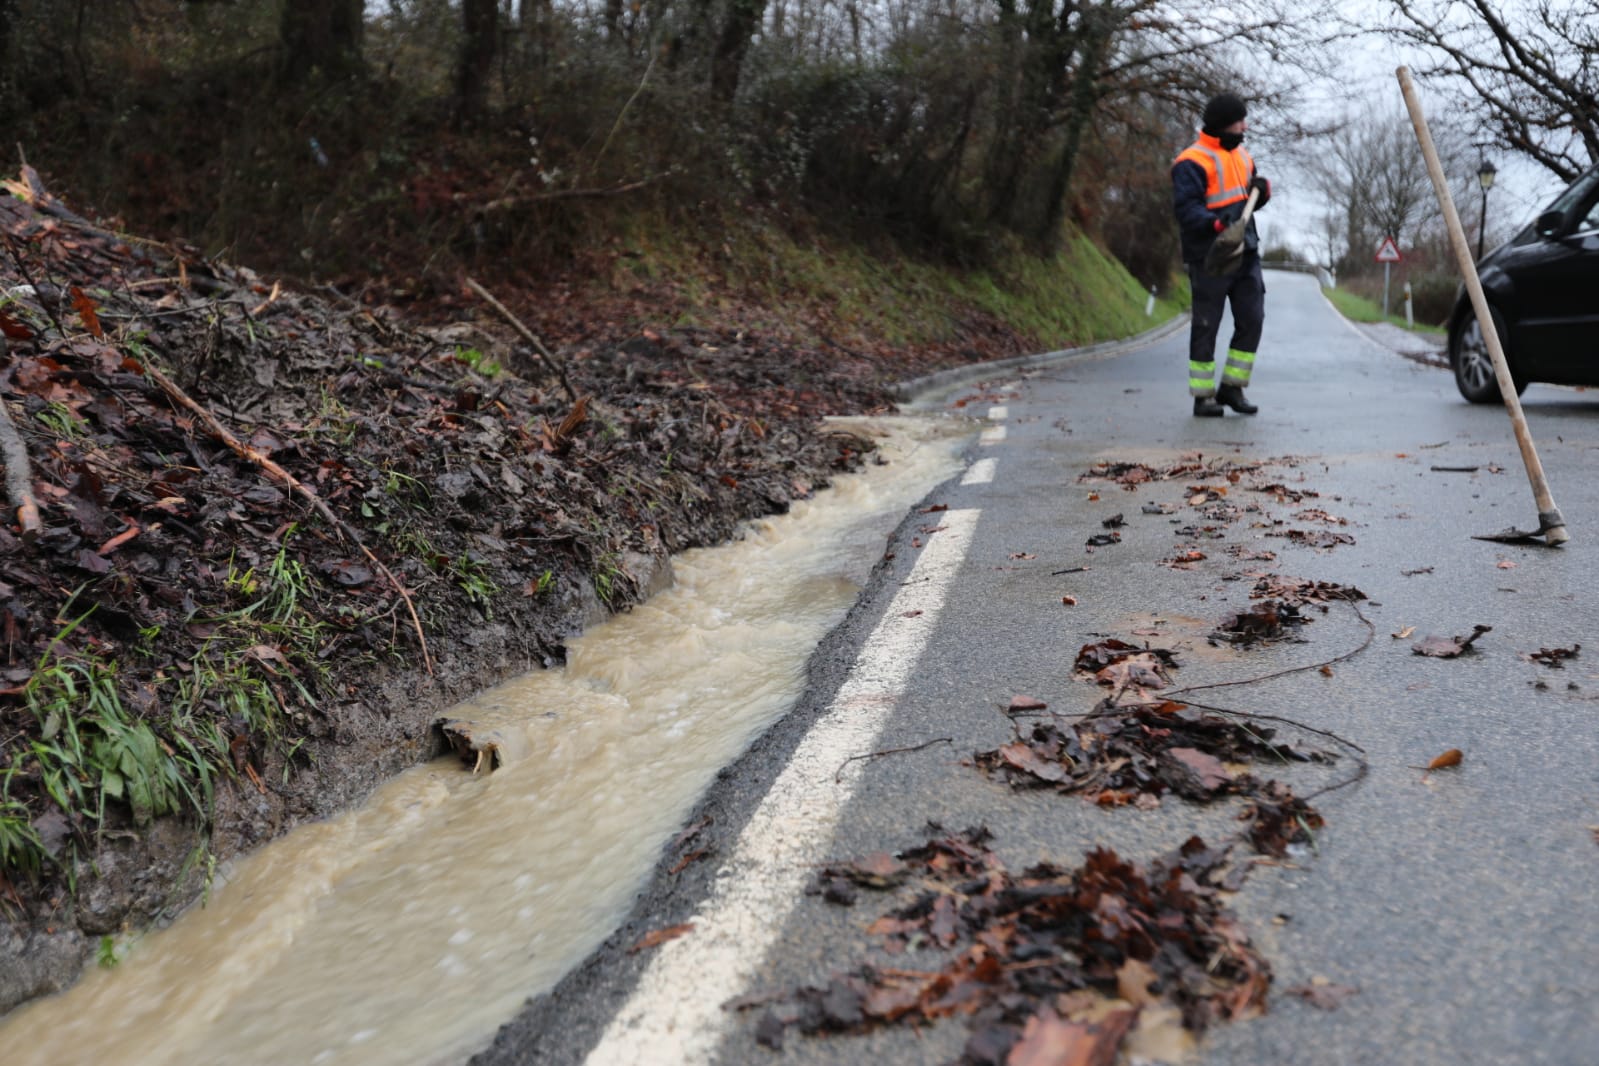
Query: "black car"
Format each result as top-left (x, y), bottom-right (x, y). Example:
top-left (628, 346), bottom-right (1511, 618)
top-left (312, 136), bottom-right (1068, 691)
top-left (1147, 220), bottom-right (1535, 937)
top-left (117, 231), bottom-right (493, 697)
top-left (1447, 162), bottom-right (1599, 402)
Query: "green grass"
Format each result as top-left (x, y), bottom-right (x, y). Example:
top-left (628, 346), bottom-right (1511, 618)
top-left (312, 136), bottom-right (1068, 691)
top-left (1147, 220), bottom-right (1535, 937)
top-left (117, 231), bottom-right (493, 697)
top-left (2, 533), bottom-right (331, 883)
top-left (609, 207), bottom-right (1179, 354)
top-left (1322, 286), bottom-right (1446, 335)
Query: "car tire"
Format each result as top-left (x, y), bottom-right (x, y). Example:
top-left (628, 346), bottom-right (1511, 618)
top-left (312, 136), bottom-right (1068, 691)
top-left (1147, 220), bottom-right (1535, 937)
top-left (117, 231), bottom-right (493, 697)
top-left (1448, 305), bottom-right (1527, 403)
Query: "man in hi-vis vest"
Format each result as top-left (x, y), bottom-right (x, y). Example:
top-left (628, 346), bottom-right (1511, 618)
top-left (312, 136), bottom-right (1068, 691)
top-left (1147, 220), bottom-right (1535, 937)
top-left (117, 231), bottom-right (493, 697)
top-left (1171, 92), bottom-right (1272, 416)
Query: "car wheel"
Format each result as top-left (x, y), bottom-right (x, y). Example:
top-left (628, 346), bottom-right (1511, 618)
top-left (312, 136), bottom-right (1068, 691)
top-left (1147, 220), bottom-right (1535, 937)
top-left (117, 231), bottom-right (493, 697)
top-left (1448, 305), bottom-right (1527, 404)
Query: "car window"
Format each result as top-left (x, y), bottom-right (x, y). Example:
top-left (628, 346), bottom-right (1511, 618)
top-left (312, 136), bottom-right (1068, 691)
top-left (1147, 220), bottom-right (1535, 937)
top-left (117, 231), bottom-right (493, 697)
top-left (1544, 166), bottom-right (1599, 221)
top-left (1576, 196), bottom-right (1599, 235)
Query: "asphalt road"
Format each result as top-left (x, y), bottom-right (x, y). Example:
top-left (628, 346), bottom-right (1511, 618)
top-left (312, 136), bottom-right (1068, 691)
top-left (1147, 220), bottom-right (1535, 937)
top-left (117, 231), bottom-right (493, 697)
top-left (475, 270), bottom-right (1599, 1065)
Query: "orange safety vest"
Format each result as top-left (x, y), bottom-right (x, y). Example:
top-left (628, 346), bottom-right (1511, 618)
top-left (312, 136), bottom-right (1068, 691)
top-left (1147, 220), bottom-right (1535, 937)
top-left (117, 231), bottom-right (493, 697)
top-left (1173, 133), bottom-right (1255, 209)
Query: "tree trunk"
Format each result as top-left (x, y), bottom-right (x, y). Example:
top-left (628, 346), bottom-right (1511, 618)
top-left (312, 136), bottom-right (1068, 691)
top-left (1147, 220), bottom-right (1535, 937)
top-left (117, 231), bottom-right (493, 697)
top-left (709, 0), bottom-right (767, 102)
top-left (456, 0), bottom-right (499, 120)
top-left (279, 0), bottom-right (365, 85)
top-left (1039, 7), bottom-right (1111, 248)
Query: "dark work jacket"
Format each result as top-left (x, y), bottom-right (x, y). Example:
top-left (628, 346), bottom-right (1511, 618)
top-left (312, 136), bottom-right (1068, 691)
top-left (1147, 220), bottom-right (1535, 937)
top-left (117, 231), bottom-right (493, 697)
top-left (1171, 134), bottom-right (1260, 266)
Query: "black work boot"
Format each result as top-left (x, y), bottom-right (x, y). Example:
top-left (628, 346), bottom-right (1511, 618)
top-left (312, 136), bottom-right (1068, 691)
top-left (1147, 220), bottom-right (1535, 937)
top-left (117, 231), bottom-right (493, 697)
top-left (1215, 384), bottom-right (1258, 415)
top-left (1193, 395), bottom-right (1225, 417)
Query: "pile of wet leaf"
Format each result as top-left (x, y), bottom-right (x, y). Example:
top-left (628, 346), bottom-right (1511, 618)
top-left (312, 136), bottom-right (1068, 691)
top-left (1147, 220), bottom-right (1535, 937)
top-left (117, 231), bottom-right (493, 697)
top-left (1212, 600), bottom-right (1307, 646)
top-left (1072, 638), bottom-right (1179, 689)
top-left (755, 827), bottom-right (1270, 1061)
top-left (978, 700), bottom-right (1328, 853)
top-left (1251, 576), bottom-right (1366, 609)
top-left (1079, 456), bottom-right (1262, 492)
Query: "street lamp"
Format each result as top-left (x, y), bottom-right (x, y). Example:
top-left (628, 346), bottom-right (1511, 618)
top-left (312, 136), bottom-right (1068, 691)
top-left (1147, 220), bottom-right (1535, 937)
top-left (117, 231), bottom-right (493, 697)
top-left (1476, 159), bottom-right (1497, 260)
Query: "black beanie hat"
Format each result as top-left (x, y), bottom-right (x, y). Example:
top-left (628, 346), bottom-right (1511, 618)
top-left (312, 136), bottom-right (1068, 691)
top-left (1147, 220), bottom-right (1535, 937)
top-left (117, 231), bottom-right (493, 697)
top-left (1202, 92), bottom-right (1248, 134)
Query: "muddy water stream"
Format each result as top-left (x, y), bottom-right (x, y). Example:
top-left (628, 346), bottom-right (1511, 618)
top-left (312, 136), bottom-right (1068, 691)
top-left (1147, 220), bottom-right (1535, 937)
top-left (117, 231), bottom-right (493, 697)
top-left (0, 416), bottom-right (968, 1066)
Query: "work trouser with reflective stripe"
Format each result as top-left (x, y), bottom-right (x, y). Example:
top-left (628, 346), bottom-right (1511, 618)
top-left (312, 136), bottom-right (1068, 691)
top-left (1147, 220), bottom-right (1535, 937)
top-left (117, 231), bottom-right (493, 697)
top-left (1186, 256), bottom-right (1265, 397)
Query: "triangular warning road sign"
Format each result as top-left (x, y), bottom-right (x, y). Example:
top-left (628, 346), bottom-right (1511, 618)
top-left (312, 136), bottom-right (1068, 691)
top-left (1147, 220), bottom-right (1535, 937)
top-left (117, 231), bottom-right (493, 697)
top-left (1375, 236), bottom-right (1402, 262)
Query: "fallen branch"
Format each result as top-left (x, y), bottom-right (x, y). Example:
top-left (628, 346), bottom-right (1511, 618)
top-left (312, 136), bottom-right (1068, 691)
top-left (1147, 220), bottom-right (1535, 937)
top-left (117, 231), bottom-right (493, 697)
top-left (464, 277), bottom-right (578, 403)
top-left (140, 360), bottom-right (433, 675)
top-left (0, 336), bottom-right (42, 542)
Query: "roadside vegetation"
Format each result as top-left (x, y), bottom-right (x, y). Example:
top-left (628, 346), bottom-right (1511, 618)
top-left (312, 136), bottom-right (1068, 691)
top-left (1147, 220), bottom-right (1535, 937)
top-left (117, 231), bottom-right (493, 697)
top-left (1321, 285), bottom-right (1447, 333)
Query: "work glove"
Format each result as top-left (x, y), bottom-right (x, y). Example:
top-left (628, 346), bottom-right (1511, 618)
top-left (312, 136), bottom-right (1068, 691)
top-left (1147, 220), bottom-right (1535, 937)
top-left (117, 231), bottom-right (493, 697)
top-left (1249, 175), bottom-right (1271, 209)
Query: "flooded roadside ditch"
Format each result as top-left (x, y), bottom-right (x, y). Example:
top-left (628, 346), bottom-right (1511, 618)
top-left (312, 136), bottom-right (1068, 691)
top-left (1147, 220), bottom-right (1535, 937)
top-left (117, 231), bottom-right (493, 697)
top-left (0, 415), bottom-right (971, 1066)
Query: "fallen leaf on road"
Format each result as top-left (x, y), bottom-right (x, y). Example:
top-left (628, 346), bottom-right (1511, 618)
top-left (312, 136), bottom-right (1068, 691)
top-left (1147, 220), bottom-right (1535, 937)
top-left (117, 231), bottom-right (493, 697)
top-left (1062, 595), bottom-right (1077, 606)
top-left (1392, 625), bottom-right (1415, 639)
top-left (1167, 746), bottom-right (1233, 795)
top-left (1085, 532), bottom-right (1120, 547)
top-left (1009, 1007), bottom-right (1133, 1066)
top-left (1250, 482), bottom-right (1318, 503)
top-left (1522, 644), bottom-right (1579, 667)
top-left (1096, 655), bottom-right (1170, 689)
top-left (1412, 625), bottom-right (1491, 658)
top-left (1267, 528), bottom-right (1356, 549)
top-left (1496, 560), bottom-right (1517, 569)
top-left (1075, 639), bottom-right (1176, 672)
top-left (1285, 980), bottom-right (1359, 1010)
top-left (1251, 575), bottom-right (1366, 606)
top-left (628, 922), bottom-right (694, 953)
top-left (1411, 748), bottom-right (1463, 773)
top-left (1102, 513), bottom-right (1126, 528)
top-left (1319, 665), bottom-right (1333, 677)
top-left (1009, 695), bottom-right (1048, 712)
top-left (1212, 600), bottom-right (1305, 646)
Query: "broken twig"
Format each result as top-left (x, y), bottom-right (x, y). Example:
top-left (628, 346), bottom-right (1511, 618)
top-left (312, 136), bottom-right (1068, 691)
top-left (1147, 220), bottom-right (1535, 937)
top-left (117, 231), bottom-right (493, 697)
top-left (464, 277), bottom-right (579, 403)
top-left (835, 736), bottom-right (953, 782)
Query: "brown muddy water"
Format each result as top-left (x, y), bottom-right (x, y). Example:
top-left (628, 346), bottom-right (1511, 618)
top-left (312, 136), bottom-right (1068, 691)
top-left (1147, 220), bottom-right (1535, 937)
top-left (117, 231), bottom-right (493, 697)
top-left (0, 416), bottom-right (970, 1066)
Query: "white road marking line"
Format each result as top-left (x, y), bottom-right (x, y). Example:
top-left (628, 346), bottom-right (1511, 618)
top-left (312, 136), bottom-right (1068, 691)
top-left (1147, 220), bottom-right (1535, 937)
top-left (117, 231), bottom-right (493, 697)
top-left (961, 458), bottom-right (997, 485)
top-left (979, 425), bottom-right (1006, 445)
top-left (986, 405), bottom-right (1008, 421)
top-left (583, 509), bottom-right (981, 1066)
